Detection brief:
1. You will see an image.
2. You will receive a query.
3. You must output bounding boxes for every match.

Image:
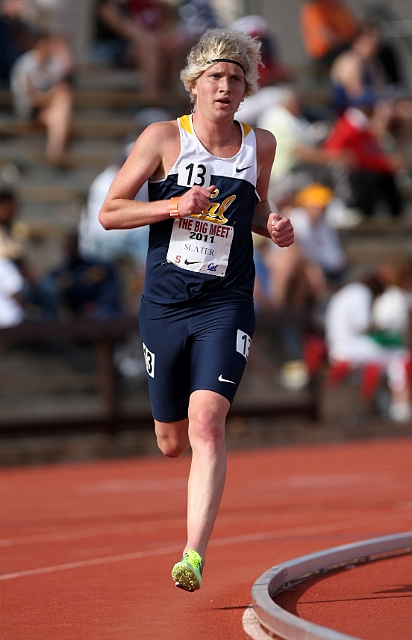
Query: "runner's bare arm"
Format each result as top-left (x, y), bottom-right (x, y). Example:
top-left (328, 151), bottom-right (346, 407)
top-left (252, 128), bottom-right (294, 248)
top-left (99, 121), bottom-right (215, 230)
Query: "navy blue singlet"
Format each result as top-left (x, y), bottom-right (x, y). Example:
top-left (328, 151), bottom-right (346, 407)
top-left (143, 114), bottom-right (260, 304)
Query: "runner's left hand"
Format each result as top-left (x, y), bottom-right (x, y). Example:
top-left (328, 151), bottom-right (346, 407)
top-left (267, 213), bottom-right (294, 247)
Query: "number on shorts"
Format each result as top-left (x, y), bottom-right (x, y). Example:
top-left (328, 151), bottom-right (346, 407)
top-left (236, 330), bottom-right (252, 361)
top-left (142, 342), bottom-right (155, 378)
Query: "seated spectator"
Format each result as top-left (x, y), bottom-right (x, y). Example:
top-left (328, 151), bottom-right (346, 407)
top-left (370, 86), bottom-right (412, 155)
top-left (254, 234), bottom-right (326, 390)
top-left (290, 183), bottom-right (347, 285)
top-left (252, 234), bottom-right (273, 313)
top-left (175, 0), bottom-right (218, 50)
top-left (300, 0), bottom-right (358, 68)
top-left (254, 235), bottom-right (324, 312)
top-left (0, 187), bottom-right (26, 264)
top-left (372, 259), bottom-right (412, 347)
top-left (257, 86), bottom-right (334, 206)
top-left (79, 142), bottom-right (149, 271)
top-left (0, 187), bottom-right (44, 312)
top-left (92, 0), bottom-right (177, 93)
top-left (323, 89), bottom-right (407, 216)
top-left (0, 256), bottom-right (25, 326)
top-left (10, 30), bottom-right (73, 163)
top-left (331, 24), bottom-right (407, 143)
top-left (172, 0), bottom-right (218, 86)
top-left (93, 0), bottom-right (127, 67)
top-left (39, 233), bottom-right (124, 320)
top-left (257, 187), bottom-right (346, 326)
top-left (254, 185), bottom-right (349, 388)
top-left (0, 0), bottom-right (33, 88)
top-left (325, 272), bottom-right (411, 422)
top-left (330, 23), bottom-right (388, 114)
top-left (0, 187), bottom-right (44, 309)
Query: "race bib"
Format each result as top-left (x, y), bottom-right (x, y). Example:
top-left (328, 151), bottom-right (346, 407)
top-left (177, 162), bottom-right (212, 188)
top-left (166, 217), bottom-right (233, 277)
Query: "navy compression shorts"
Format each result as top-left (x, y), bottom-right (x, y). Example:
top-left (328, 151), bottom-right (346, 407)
top-left (138, 291), bottom-right (255, 422)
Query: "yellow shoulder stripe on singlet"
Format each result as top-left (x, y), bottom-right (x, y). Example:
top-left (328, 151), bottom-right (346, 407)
top-left (179, 115), bottom-right (193, 134)
top-left (241, 122), bottom-right (252, 137)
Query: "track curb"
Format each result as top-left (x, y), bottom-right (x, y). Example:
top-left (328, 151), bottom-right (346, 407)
top-left (251, 531), bottom-right (412, 640)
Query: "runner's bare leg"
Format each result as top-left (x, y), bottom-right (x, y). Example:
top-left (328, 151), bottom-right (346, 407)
top-left (156, 390), bottom-right (229, 561)
top-left (185, 390), bottom-right (229, 560)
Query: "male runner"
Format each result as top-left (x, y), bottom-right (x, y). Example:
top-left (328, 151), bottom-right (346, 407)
top-left (99, 27), bottom-right (294, 592)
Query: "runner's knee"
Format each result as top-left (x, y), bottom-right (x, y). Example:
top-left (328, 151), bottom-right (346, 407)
top-left (155, 420), bottom-right (189, 458)
top-left (188, 406), bottom-right (226, 449)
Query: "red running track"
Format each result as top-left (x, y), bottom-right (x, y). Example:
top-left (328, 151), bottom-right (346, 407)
top-left (1, 436), bottom-right (412, 639)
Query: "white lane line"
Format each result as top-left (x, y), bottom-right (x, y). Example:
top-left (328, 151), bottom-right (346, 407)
top-left (242, 605), bottom-right (272, 640)
top-left (0, 520), bottom-right (184, 548)
top-left (0, 513), bottom-right (403, 582)
top-left (0, 544), bottom-right (184, 582)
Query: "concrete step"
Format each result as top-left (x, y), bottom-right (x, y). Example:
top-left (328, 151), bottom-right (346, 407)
top-left (0, 87), bottom-right (189, 110)
top-left (343, 237), bottom-right (412, 265)
top-left (74, 64), bottom-right (141, 91)
top-left (338, 212), bottom-right (412, 267)
top-left (20, 184), bottom-right (84, 203)
top-left (0, 141), bottom-right (117, 171)
top-left (0, 118), bottom-right (141, 138)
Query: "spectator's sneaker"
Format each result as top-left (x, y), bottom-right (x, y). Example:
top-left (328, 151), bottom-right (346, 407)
top-left (171, 549), bottom-right (203, 592)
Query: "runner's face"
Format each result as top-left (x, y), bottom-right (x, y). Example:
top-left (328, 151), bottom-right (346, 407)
top-left (192, 62), bottom-right (246, 121)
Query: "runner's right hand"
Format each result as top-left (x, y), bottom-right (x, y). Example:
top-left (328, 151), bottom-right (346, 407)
top-left (177, 185), bottom-right (216, 217)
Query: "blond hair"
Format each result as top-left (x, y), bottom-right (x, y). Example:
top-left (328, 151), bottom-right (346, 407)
top-left (180, 28), bottom-right (261, 104)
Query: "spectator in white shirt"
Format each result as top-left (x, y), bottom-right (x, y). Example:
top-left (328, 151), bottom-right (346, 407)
top-left (372, 259), bottom-right (412, 346)
top-left (0, 256), bottom-right (24, 327)
top-left (325, 272), bottom-right (411, 422)
top-left (78, 142), bottom-right (149, 271)
top-left (10, 30), bottom-right (73, 163)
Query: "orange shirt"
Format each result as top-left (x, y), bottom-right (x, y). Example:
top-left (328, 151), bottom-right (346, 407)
top-left (300, 0), bottom-right (358, 60)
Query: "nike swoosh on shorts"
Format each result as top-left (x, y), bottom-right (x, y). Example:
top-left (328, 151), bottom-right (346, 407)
top-left (218, 374), bottom-right (236, 384)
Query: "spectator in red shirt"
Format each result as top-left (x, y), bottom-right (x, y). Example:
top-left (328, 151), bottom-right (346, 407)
top-left (323, 89), bottom-right (407, 217)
